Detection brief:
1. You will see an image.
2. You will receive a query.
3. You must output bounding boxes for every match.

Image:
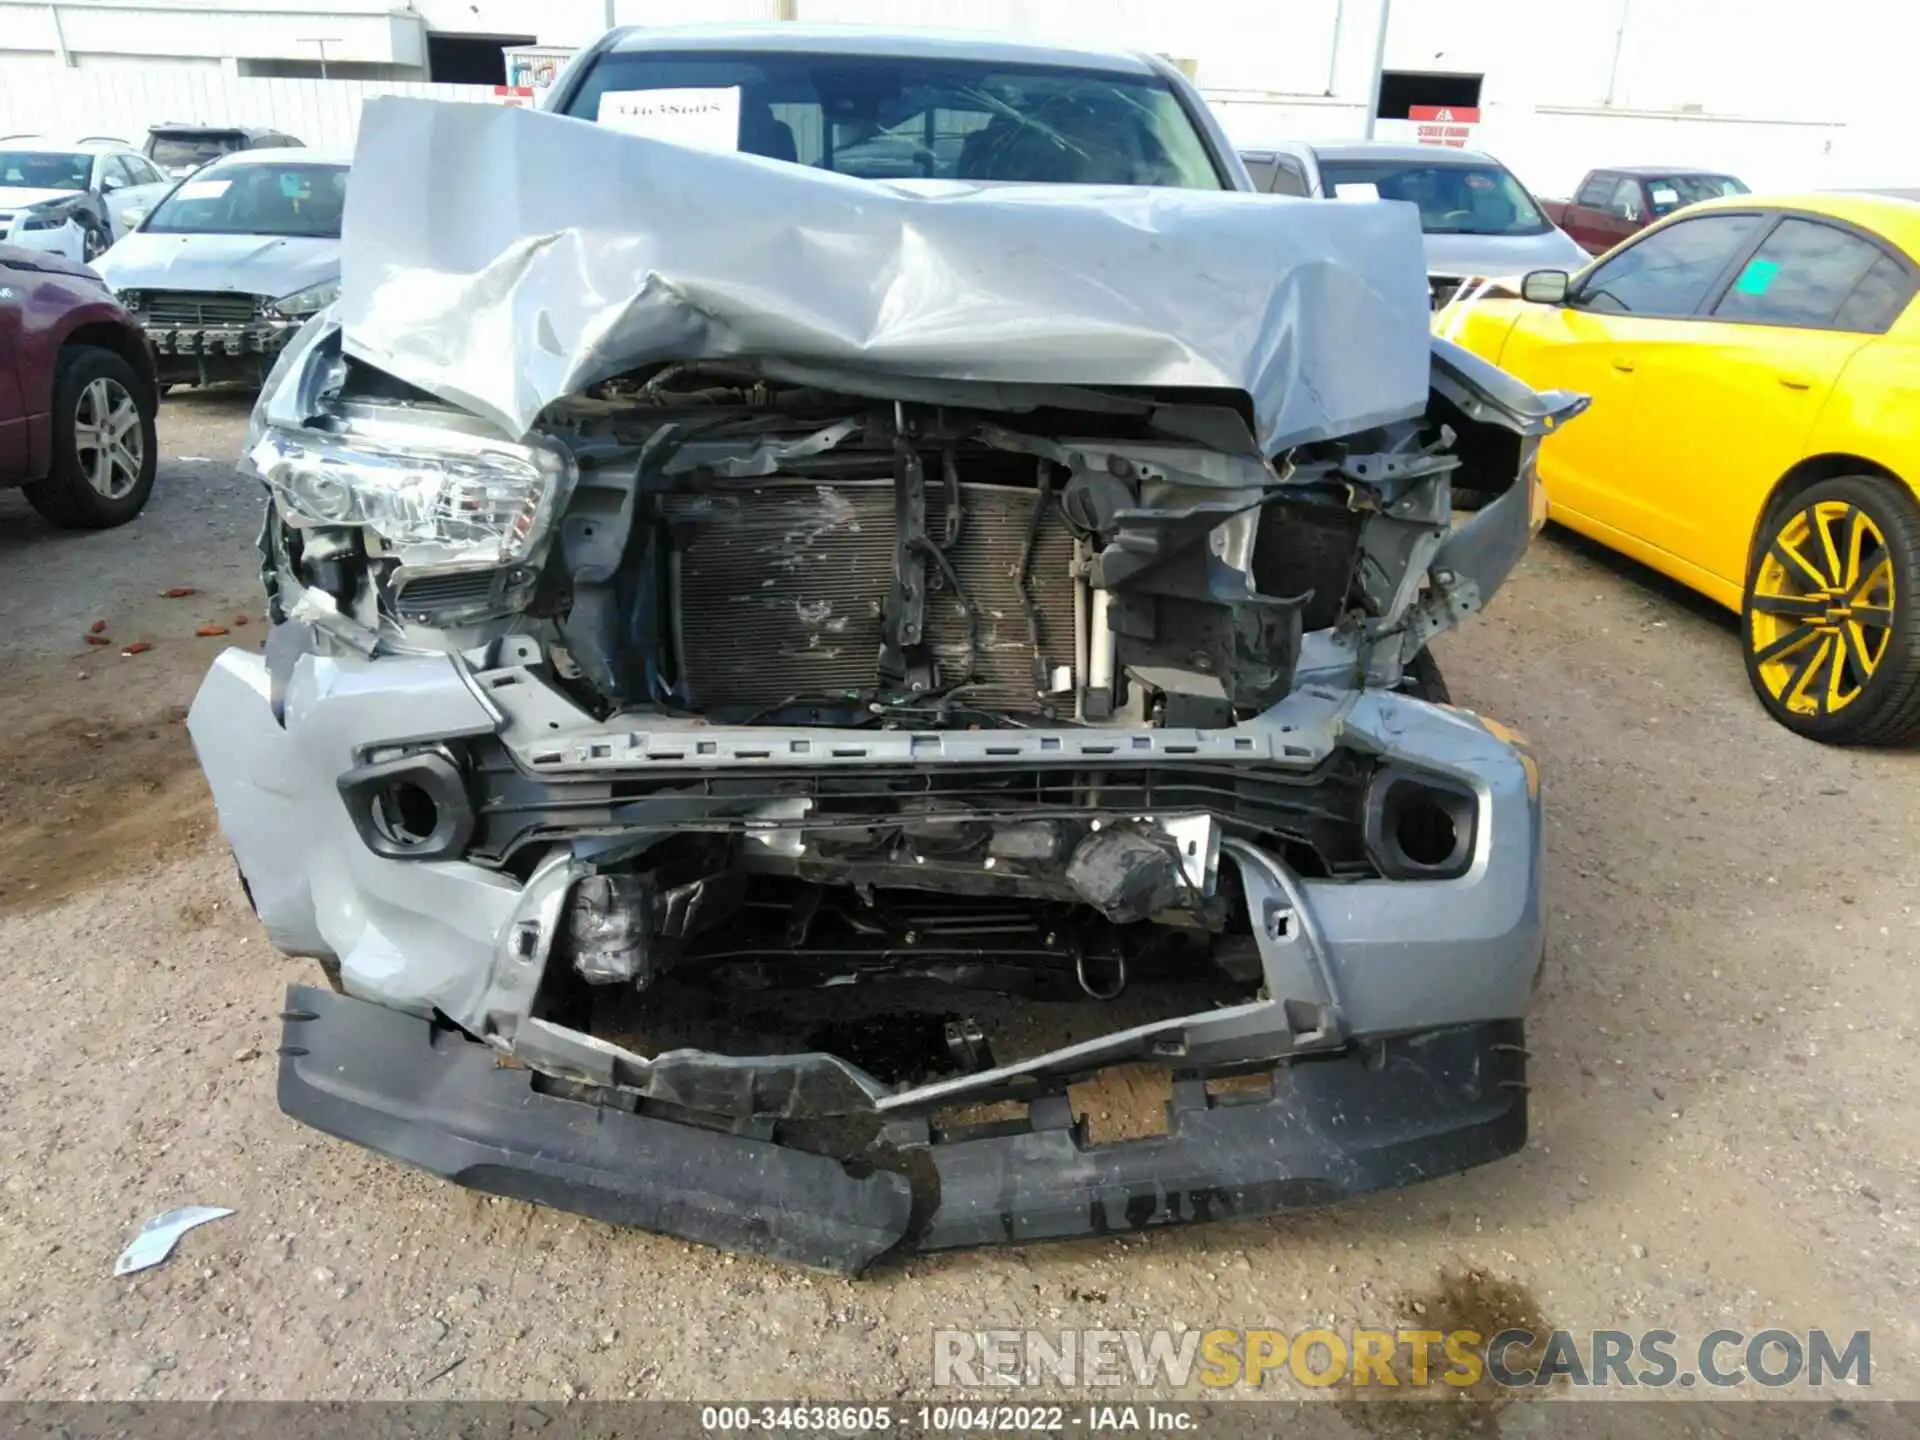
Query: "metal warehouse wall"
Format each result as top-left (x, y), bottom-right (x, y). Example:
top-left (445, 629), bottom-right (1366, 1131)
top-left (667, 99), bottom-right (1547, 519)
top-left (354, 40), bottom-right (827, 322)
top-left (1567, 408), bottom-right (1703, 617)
top-left (0, 0), bottom-right (1910, 192)
top-left (0, 0), bottom-right (425, 70)
top-left (0, 70), bottom-right (498, 152)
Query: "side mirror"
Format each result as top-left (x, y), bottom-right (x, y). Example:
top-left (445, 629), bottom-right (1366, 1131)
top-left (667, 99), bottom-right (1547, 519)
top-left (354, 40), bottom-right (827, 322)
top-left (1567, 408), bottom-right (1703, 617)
top-left (101, 174), bottom-right (123, 192)
top-left (1520, 270), bottom-right (1570, 305)
top-left (121, 206), bottom-right (150, 229)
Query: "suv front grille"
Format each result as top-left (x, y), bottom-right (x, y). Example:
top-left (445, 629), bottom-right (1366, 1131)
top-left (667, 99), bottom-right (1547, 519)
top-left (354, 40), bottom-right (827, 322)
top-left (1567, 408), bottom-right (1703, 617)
top-left (144, 291), bottom-right (260, 326)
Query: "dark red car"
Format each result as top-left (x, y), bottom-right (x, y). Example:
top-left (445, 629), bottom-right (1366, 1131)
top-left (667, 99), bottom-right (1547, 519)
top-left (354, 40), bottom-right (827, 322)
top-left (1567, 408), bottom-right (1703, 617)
top-left (0, 242), bottom-right (158, 528)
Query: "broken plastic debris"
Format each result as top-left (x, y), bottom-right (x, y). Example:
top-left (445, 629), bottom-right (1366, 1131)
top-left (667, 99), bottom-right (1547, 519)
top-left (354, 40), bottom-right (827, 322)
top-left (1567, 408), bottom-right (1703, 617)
top-left (89, 619), bottom-right (107, 634)
top-left (176, 455), bottom-right (214, 463)
top-left (233, 614), bottom-right (249, 626)
top-left (120, 641), bottom-right (153, 656)
top-left (114, 1205), bottom-right (233, 1277)
top-left (159, 587), bottom-right (197, 599)
top-left (83, 633), bottom-right (111, 646)
top-left (196, 624), bottom-right (230, 637)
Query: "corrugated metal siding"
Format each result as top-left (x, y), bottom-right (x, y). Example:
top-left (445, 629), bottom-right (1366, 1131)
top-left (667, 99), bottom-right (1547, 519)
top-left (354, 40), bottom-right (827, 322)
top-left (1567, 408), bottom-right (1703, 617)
top-left (0, 71), bottom-right (499, 153)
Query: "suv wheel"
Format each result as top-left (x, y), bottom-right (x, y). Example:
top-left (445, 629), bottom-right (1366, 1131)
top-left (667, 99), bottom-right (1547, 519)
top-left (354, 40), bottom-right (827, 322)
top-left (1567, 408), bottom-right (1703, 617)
top-left (24, 347), bottom-right (157, 529)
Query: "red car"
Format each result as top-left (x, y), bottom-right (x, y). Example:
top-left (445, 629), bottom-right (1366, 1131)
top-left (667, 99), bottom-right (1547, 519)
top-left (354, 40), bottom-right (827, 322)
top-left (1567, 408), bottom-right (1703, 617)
top-left (0, 242), bottom-right (158, 527)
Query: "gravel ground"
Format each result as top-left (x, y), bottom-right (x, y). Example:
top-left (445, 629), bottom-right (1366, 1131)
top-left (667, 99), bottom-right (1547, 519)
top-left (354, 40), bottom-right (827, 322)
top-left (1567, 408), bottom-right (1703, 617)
top-left (0, 392), bottom-right (1913, 1407)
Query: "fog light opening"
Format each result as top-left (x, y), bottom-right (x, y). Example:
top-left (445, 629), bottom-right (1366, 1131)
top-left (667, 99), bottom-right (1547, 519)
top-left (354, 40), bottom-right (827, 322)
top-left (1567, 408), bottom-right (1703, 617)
top-left (1365, 766), bottom-right (1476, 880)
top-left (1394, 794), bottom-right (1459, 869)
top-left (372, 780), bottom-right (441, 849)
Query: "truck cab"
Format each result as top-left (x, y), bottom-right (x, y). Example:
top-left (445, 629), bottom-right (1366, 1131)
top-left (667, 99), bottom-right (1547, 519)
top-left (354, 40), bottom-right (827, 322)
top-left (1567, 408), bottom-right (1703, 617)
top-left (1544, 167), bottom-right (1749, 255)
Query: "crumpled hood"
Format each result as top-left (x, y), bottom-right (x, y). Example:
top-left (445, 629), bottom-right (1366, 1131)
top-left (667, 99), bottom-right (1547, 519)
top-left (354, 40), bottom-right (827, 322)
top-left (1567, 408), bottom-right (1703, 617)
top-left (0, 186), bottom-right (83, 212)
top-left (1422, 227), bottom-right (1592, 280)
top-left (96, 231), bottom-right (339, 300)
top-left (334, 97), bottom-right (1436, 457)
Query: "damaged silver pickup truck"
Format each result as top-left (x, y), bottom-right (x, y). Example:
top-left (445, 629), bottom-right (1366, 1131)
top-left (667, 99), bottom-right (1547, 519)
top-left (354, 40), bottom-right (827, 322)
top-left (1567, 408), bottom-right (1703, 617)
top-left (189, 36), bottom-right (1584, 1274)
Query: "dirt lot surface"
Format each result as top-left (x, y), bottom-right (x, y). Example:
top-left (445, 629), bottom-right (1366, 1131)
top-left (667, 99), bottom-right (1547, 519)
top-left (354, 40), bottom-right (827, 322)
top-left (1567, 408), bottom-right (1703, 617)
top-left (0, 393), bottom-right (1913, 1410)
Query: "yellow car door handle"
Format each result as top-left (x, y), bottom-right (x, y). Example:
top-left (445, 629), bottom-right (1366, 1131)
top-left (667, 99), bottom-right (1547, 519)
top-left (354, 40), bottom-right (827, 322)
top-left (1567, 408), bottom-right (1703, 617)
top-left (1611, 359), bottom-right (1636, 373)
top-left (1778, 374), bottom-right (1813, 390)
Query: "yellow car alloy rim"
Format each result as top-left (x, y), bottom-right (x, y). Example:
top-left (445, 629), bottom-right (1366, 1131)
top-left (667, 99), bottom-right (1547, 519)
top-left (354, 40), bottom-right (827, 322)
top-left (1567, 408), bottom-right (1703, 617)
top-left (1750, 500), bottom-right (1896, 716)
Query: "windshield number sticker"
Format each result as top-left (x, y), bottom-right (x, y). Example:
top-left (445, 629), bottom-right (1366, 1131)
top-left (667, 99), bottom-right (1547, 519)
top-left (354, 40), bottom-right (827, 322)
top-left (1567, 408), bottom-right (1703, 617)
top-left (176, 179), bottom-right (231, 201)
top-left (596, 87), bottom-right (742, 153)
top-left (1650, 185), bottom-right (1680, 206)
top-left (1333, 182), bottom-right (1381, 201)
top-left (1734, 257), bottom-right (1780, 295)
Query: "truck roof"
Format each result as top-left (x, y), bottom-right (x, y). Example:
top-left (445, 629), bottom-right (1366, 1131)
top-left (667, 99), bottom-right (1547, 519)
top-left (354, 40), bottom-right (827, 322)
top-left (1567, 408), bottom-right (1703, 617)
top-left (1602, 164), bottom-right (1743, 178)
top-left (603, 21), bottom-right (1161, 75)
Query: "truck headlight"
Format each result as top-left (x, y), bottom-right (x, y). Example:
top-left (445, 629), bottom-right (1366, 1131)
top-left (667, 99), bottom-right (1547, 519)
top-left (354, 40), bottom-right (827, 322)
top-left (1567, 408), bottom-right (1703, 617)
top-left (249, 420), bottom-right (575, 573)
top-left (265, 279), bottom-right (340, 319)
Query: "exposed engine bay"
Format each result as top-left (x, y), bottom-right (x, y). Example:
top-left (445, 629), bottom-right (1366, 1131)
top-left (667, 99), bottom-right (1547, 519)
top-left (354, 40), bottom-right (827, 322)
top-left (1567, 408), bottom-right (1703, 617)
top-left (252, 343), bottom-right (1558, 1090)
top-left (286, 357), bottom-right (1498, 731)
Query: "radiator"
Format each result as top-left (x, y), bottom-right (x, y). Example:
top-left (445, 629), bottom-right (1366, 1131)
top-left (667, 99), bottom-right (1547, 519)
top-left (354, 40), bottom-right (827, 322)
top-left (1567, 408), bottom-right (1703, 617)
top-left (664, 478), bottom-right (1078, 714)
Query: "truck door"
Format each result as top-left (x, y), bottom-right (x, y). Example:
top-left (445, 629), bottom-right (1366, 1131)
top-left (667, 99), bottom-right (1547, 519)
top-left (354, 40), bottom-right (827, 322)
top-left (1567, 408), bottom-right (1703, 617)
top-left (1585, 176), bottom-right (1650, 254)
top-left (1562, 172), bottom-right (1616, 252)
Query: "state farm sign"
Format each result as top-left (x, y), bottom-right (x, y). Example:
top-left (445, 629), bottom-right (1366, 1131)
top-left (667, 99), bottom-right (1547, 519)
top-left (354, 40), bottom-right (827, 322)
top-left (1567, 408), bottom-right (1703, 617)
top-left (1407, 104), bottom-right (1480, 148)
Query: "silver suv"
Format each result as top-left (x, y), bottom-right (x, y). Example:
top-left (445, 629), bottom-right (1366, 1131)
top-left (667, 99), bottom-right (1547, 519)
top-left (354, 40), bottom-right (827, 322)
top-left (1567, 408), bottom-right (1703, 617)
top-left (1241, 140), bottom-right (1592, 307)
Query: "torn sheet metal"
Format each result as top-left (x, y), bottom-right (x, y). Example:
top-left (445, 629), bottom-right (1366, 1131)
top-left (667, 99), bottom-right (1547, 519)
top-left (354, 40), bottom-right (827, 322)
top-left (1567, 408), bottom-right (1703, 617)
top-left (337, 97), bottom-right (1433, 456)
top-left (114, 1205), bottom-right (233, 1276)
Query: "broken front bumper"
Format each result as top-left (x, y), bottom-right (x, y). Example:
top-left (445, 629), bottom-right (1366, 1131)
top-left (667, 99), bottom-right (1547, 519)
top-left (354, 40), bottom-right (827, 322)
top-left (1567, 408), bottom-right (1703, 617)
top-left (145, 320), bottom-right (300, 386)
top-left (281, 982), bottom-right (1524, 1272)
top-left (194, 634), bottom-right (1544, 1270)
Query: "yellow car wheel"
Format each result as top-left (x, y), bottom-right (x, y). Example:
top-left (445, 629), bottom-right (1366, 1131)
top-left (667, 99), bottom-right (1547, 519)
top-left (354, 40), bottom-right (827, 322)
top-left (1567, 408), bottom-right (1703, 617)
top-left (1742, 475), bottom-right (1920, 745)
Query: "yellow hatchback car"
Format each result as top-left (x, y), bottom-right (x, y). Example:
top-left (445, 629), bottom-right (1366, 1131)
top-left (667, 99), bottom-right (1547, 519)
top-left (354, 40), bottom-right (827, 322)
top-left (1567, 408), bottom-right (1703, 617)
top-left (1439, 191), bottom-right (1920, 744)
